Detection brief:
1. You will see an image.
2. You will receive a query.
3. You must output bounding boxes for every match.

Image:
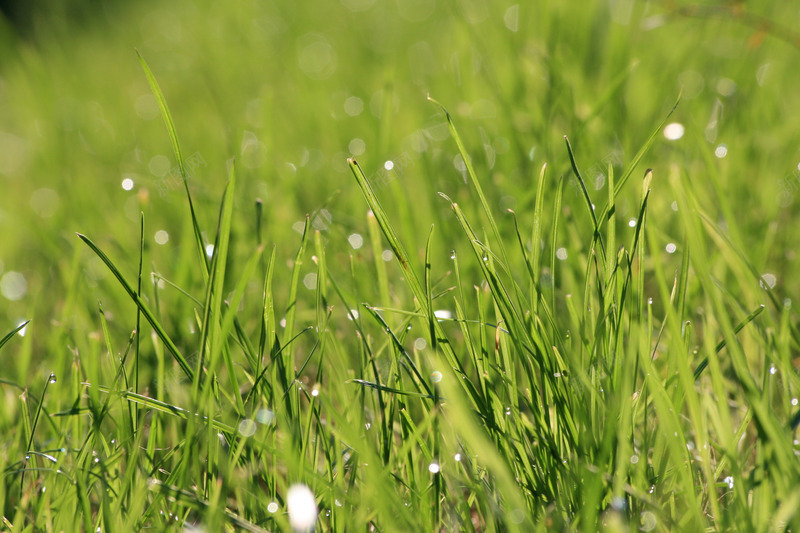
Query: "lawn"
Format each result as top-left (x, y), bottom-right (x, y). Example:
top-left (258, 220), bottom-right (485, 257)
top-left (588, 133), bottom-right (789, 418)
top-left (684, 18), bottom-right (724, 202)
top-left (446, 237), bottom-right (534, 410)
top-left (1, 1), bottom-right (800, 531)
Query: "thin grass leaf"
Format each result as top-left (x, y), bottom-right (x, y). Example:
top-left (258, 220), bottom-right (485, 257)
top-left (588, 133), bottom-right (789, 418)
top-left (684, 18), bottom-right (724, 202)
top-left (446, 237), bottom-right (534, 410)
top-left (77, 233), bottom-right (193, 380)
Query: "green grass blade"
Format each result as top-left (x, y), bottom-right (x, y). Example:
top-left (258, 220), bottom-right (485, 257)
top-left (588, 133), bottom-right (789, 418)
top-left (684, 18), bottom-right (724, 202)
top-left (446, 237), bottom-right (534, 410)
top-left (77, 233), bottom-right (194, 380)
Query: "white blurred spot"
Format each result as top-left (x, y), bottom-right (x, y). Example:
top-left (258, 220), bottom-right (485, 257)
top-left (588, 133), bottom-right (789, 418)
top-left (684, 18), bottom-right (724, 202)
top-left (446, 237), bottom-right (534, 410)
top-left (237, 419), bottom-right (257, 437)
top-left (303, 273), bottom-right (317, 290)
top-left (348, 233), bottom-right (364, 249)
top-left (297, 34), bottom-right (337, 80)
top-left (414, 337), bottom-right (427, 350)
top-left (628, 218), bottom-right (637, 228)
top-left (1, 272), bottom-right (27, 301)
top-left (381, 250), bottom-right (393, 262)
top-left (503, 5), bottom-right (519, 31)
top-left (671, 201), bottom-right (678, 211)
top-left (430, 370), bottom-right (442, 383)
top-left (348, 138), bottom-right (366, 156)
top-left (428, 462), bottom-right (440, 474)
top-left (556, 247), bottom-right (568, 260)
top-left (760, 273), bottom-right (776, 289)
top-left (121, 177), bottom-right (135, 191)
top-left (30, 188), bottom-right (60, 218)
top-left (384, 160), bottom-right (394, 171)
top-left (154, 230), bottom-right (169, 245)
top-left (344, 97), bottom-right (364, 116)
top-left (267, 501), bottom-right (279, 513)
top-left (714, 144), bottom-right (728, 158)
top-left (287, 484), bottom-right (318, 532)
top-left (205, 244), bottom-right (215, 258)
top-left (665, 243), bottom-right (677, 254)
top-left (135, 94), bottom-right (159, 120)
top-left (148, 155), bottom-right (171, 177)
top-left (434, 310), bottom-right (453, 320)
top-left (716, 78), bottom-right (736, 96)
top-left (723, 475), bottom-right (734, 489)
top-left (663, 123), bottom-right (685, 140)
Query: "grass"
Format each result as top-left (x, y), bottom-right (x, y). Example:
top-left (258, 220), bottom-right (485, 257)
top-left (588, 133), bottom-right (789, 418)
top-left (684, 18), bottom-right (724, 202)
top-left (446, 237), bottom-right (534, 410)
top-left (2, 0), bottom-right (800, 531)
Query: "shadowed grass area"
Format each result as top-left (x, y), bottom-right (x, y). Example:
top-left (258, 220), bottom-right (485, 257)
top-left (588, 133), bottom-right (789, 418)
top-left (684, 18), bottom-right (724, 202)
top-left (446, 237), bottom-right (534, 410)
top-left (1, 1), bottom-right (800, 531)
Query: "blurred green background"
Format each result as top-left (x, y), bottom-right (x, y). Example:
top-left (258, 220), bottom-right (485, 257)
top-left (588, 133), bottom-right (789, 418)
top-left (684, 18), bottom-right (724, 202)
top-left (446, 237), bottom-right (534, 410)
top-left (1, 0), bottom-right (799, 379)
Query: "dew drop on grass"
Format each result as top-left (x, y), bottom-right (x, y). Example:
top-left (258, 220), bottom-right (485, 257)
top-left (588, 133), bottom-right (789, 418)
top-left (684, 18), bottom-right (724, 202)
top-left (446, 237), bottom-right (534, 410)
top-left (628, 218), bottom-right (637, 228)
top-left (648, 297), bottom-right (653, 305)
top-left (49, 373), bottom-right (57, 384)
top-left (121, 177), bottom-right (134, 191)
top-left (414, 337), bottom-right (427, 350)
top-left (430, 371), bottom-right (442, 383)
top-left (267, 501), bottom-right (279, 514)
top-left (450, 249), bottom-right (456, 259)
top-left (384, 160), bottom-right (394, 171)
top-left (454, 453), bottom-right (462, 462)
top-left (665, 243), bottom-right (676, 254)
top-left (714, 144), bottom-right (728, 158)
top-left (724, 476), bottom-right (734, 489)
top-left (428, 462), bottom-right (440, 474)
top-left (792, 398), bottom-right (798, 406)
top-left (769, 365), bottom-right (777, 375)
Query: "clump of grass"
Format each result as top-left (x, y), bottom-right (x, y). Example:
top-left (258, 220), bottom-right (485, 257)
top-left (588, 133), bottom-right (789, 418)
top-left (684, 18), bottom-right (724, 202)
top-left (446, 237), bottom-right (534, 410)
top-left (3, 38), bottom-right (800, 533)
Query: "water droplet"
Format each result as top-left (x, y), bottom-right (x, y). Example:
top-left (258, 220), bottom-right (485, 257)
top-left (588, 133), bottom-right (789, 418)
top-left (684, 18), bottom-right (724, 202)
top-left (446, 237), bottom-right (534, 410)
top-left (267, 501), bottom-right (279, 513)
top-left (121, 177), bottom-right (134, 191)
top-left (648, 297), bottom-right (653, 305)
top-left (347, 309), bottom-right (359, 321)
top-left (450, 249), bottom-right (456, 259)
top-left (724, 475), bottom-right (734, 489)
top-left (430, 371), bottom-right (442, 383)
top-left (384, 160), bottom-right (394, 171)
top-left (454, 453), bottom-right (462, 462)
top-left (428, 462), bottom-right (440, 474)
top-left (665, 243), bottom-right (677, 254)
top-left (556, 247), bottom-right (568, 260)
top-left (205, 244), bottom-right (215, 258)
top-left (630, 454), bottom-right (639, 464)
top-left (792, 398), bottom-right (798, 406)
top-left (628, 218), bottom-right (637, 228)
top-left (414, 337), bottom-right (427, 350)
top-left (49, 373), bottom-right (57, 384)
top-left (671, 201), bottom-right (679, 211)
top-left (769, 365), bottom-right (777, 375)
top-left (714, 144), bottom-right (728, 158)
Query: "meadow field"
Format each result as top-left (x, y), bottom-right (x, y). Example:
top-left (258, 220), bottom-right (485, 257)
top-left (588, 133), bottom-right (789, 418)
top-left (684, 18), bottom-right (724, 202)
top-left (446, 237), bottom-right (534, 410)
top-left (2, 1), bottom-right (800, 531)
